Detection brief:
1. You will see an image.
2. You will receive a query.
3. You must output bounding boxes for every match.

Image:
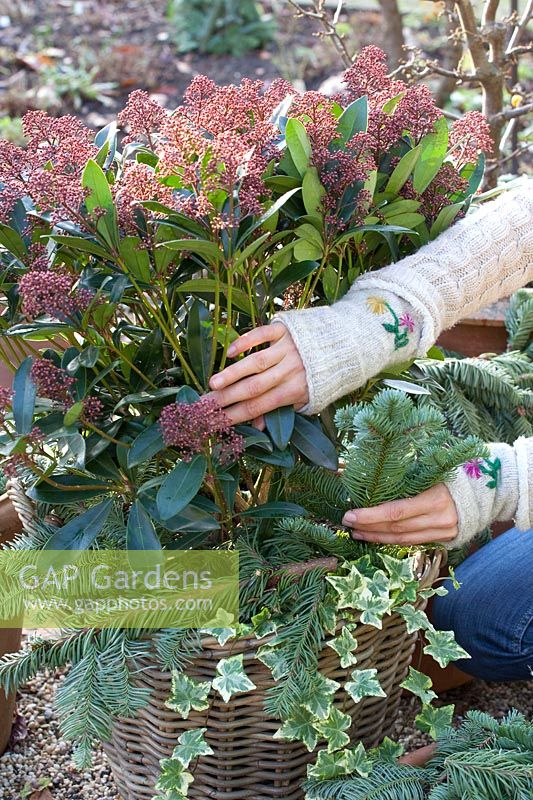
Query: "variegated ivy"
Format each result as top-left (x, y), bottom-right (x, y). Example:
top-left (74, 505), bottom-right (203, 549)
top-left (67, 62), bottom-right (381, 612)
top-left (154, 555), bottom-right (469, 799)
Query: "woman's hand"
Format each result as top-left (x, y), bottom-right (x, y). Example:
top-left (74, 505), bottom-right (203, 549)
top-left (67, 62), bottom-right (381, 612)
top-left (342, 484), bottom-right (459, 546)
top-left (209, 322), bottom-right (309, 426)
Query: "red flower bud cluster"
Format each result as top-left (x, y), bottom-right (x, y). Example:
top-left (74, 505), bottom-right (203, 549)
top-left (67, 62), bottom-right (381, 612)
top-left (118, 90), bottom-right (169, 145)
top-left (449, 111), bottom-right (493, 170)
top-left (82, 396), bottom-right (105, 422)
top-left (19, 269), bottom-right (77, 319)
top-left (160, 396), bottom-right (245, 464)
top-left (114, 161), bottom-right (174, 232)
top-left (0, 111), bottom-right (96, 223)
top-left (31, 358), bottom-right (75, 404)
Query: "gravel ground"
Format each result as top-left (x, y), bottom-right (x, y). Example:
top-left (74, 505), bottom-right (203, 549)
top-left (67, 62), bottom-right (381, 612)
top-left (1, 671), bottom-right (532, 799)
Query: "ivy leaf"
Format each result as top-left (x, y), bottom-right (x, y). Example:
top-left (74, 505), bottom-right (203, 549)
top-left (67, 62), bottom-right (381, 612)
top-left (401, 667), bottom-right (438, 704)
top-left (256, 646), bottom-right (290, 680)
top-left (200, 609), bottom-right (236, 645)
top-left (155, 758), bottom-right (194, 797)
top-left (326, 565), bottom-right (368, 609)
top-left (344, 742), bottom-right (373, 777)
top-left (345, 668), bottom-right (386, 704)
top-left (315, 706), bottom-right (352, 753)
top-left (306, 749), bottom-right (351, 780)
top-left (212, 654), bottom-right (256, 703)
top-left (424, 629), bottom-right (471, 668)
top-left (380, 553), bottom-right (415, 589)
top-left (251, 608), bottom-right (278, 639)
top-left (364, 569), bottom-right (390, 599)
top-left (171, 728), bottom-right (214, 768)
top-left (356, 592), bottom-right (393, 629)
top-left (274, 707), bottom-right (319, 752)
top-left (302, 673), bottom-right (340, 720)
top-left (327, 626), bottom-right (358, 668)
top-left (372, 737), bottom-right (405, 762)
top-left (396, 604), bottom-right (435, 635)
top-left (419, 585), bottom-right (448, 600)
top-left (165, 672), bottom-right (211, 719)
top-left (415, 703), bottom-right (454, 740)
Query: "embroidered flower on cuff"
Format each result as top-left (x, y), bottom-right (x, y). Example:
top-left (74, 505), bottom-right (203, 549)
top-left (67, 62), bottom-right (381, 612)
top-left (366, 296), bottom-right (415, 350)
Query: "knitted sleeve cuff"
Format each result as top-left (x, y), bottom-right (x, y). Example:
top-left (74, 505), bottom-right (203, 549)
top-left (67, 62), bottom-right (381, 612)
top-left (276, 288), bottom-right (424, 415)
top-left (445, 439), bottom-right (531, 550)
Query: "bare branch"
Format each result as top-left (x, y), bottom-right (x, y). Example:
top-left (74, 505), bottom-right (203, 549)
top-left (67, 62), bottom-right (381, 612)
top-left (507, 44), bottom-right (533, 58)
top-left (493, 101), bottom-right (533, 121)
top-left (506, 0), bottom-right (533, 54)
top-left (482, 0), bottom-right (501, 25)
top-left (286, 0), bottom-right (353, 67)
top-left (455, 0), bottom-right (491, 68)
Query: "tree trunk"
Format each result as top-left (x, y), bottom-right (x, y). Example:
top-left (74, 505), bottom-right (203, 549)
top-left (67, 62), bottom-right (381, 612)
top-left (377, 0), bottom-right (405, 68)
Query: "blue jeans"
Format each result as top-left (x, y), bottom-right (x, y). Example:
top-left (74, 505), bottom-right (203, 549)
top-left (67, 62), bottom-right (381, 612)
top-left (433, 527), bottom-right (533, 682)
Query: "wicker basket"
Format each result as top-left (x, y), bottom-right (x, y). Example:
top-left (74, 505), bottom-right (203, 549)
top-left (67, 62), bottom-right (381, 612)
top-left (104, 552), bottom-right (442, 800)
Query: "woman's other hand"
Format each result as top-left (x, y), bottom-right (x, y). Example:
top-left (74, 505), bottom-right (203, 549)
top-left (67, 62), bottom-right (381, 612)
top-left (209, 322), bottom-right (309, 426)
top-left (342, 484), bottom-right (459, 546)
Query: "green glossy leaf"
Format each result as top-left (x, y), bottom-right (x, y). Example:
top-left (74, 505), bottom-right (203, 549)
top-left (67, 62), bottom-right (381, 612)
top-left (12, 357), bottom-right (36, 435)
top-left (382, 379), bottom-right (431, 395)
top-left (0, 223), bottom-right (27, 260)
top-left (52, 235), bottom-right (109, 258)
top-left (127, 500), bottom-right (161, 550)
top-left (127, 424), bottom-right (165, 468)
top-left (44, 498), bottom-right (113, 549)
top-left (119, 236), bottom-right (151, 283)
top-left (335, 96), bottom-right (368, 143)
top-left (268, 260), bottom-right (318, 299)
top-left (175, 279), bottom-right (251, 315)
top-left (292, 415), bottom-right (338, 471)
top-left (131, 329), bottom-right (163, 391)
top-left (162, 238), bottom-right (221, 263)
top-left (285, 118), bottom-right (311, 176)
top-left (302, 167), bottom-right (326, 217)
top-left (63, 400), bottom-right (84, 426)
top-left (82, 159), bottom-right (118, 247)
top-left (65, 346), bottom-right (100, 375)
top-left (187, 299), bottom-right (211, 388)
top-left (462, 152), bottom-right (485, 195)
top-left (430, 201), bottom-right (464, 239)
top-left (413, 117), bottom-right (449, 194)
top-left (426, 344), bottom-right (445, 361)
top-left (115, 387), bottom-right (181, 412)
top-left (212, 654), bottom-right (256, 703)
top-left (236, 187), bottom-right (301, 247)
top-left (156, 454), bottom-right (207, 521)
top-left (264, 405), bottom-right (295, 450)
top-left (28, 474), bottom-right (112, 504)
top-left (385, 145), bottom-right (421, 195)
top-left (239, 501), bottom-right (307, 519)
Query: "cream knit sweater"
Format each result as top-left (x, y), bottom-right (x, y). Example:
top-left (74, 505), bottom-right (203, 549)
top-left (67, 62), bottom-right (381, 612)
top-left (278, 182), bottom-right (533, 546)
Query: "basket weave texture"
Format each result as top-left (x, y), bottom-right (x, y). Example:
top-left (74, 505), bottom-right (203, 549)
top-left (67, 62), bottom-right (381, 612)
top-left (104, 552), bottom-right (442, 800)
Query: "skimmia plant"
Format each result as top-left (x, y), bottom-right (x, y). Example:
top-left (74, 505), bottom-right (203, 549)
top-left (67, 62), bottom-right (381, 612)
top-left (0, 46), bottom-right (491, 794)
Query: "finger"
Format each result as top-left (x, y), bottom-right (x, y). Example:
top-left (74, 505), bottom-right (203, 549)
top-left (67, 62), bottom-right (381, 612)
top-left (350, 528), bottom-right (457, 545)
top-left (210, 360), bottom-right (293, 409)
top-left (226, 323), bottom-right (285, 358)
top-left (209, 343), bottom-right (283, 391)
top-left (346, 511), bottom-right (457, 535)
top-left (222, 377), bottom-right (305, 425)
top-left (252, 416), bottom-right (265, 430)
top-left (342, 487), bottom-right (447, 527)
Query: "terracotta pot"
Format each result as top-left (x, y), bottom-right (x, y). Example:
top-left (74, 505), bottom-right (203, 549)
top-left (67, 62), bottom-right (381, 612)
top-left (0, 492), bottom-right (23, 755)
top-left (399, 743), bottom-right (436, 766)
top-left (437, 299), bottom-right (509, 357)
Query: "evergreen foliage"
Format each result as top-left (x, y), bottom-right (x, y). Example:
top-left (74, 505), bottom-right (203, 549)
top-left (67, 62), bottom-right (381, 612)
top-left (304, 710), bottom-right (533, 799)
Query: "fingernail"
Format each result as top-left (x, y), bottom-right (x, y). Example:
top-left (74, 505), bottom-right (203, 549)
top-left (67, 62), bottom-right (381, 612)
top-left (227, 345), bottom-right (236, 357)
top-left (351, 531), bottom-right (364, 540)
top-left (343, 512), bottom-right (357, 525)
top-left (210, 376), bottom-right (221, 389)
